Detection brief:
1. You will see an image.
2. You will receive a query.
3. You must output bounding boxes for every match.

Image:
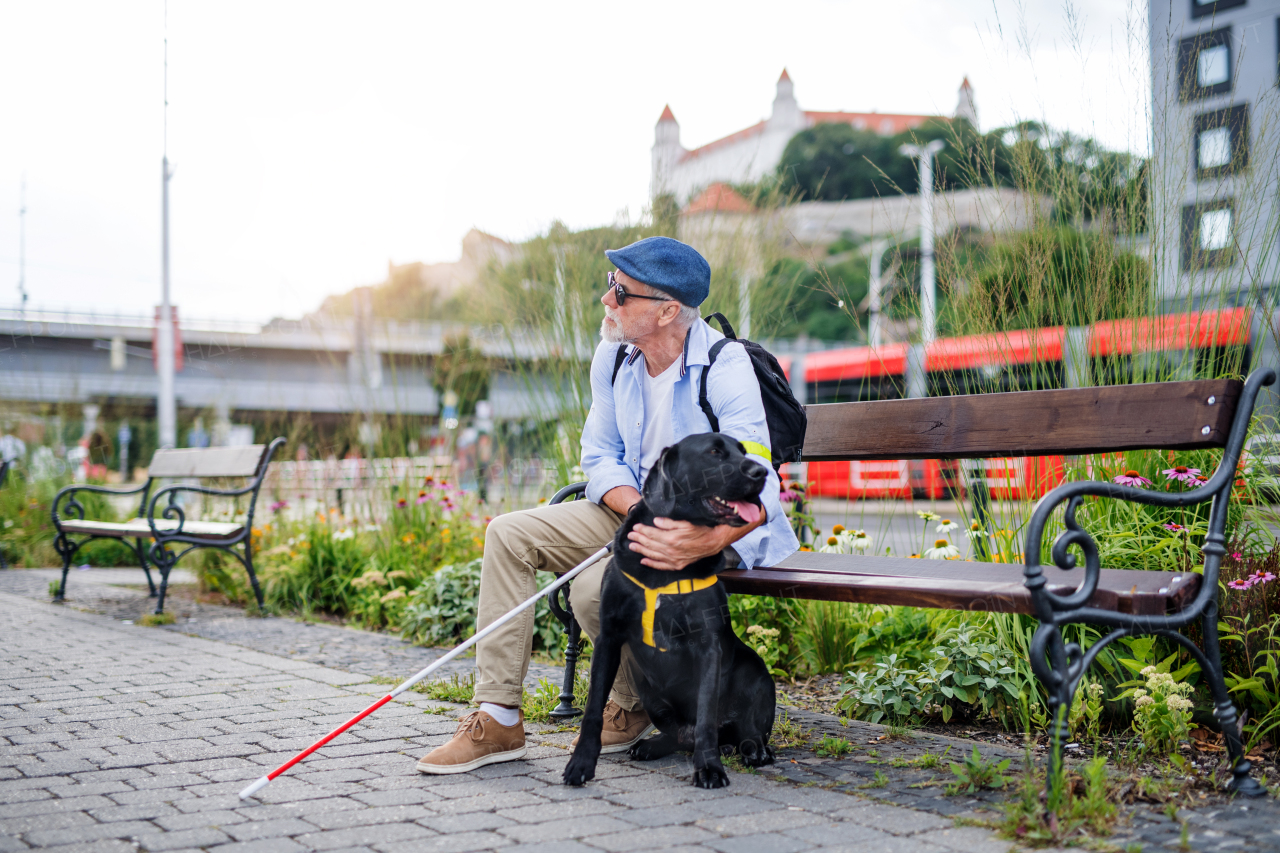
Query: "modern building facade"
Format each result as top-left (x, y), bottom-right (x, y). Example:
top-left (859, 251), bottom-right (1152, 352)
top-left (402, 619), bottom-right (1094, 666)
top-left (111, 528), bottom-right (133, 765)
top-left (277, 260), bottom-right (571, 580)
top-left (1150, 0), bottom-right (1280, 306)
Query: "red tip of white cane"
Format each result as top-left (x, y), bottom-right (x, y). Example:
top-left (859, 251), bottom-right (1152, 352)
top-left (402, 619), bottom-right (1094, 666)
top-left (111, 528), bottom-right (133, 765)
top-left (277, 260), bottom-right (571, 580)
top-left (239, 776), bottom-right (271, 800)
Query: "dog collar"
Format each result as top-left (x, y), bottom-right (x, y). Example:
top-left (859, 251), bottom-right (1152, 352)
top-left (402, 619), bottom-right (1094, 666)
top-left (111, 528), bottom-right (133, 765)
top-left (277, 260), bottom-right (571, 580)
top-left (621, 571), bottom-right (719, 650)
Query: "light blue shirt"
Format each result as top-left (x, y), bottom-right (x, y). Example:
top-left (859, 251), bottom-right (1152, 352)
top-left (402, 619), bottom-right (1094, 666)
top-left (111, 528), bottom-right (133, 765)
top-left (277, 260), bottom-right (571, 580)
top-left (580, 319), bottom-right (799, 570)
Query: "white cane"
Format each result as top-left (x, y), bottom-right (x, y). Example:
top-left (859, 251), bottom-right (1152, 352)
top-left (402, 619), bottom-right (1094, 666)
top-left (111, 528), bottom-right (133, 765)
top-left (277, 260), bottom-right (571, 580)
top-left (239, 543), bottom-right (612, 800)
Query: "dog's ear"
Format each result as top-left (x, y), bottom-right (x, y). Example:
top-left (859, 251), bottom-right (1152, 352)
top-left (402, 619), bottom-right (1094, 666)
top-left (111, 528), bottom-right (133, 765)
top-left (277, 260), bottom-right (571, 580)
top-left (642, 444), bottom-right (679, 517)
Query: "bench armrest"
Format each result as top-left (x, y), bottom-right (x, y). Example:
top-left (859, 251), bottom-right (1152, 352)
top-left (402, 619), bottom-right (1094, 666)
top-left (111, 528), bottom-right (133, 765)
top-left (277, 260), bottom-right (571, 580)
top-left (1024, 368), bottom-right (1276, 630)
top-left (549, 482), bottom-right (588, 505)
top-left (52, 481), bottom-right (153, 533)
top-left (144, 437), bottom-right (286, 544)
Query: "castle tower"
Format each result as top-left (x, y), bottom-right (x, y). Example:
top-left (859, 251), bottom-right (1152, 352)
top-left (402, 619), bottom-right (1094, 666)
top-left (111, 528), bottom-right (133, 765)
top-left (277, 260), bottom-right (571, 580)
top-left (651, 104), bottom-right (684, 199)
top-left (767, 68), bottom-right (804, 130)
top-left (954, 76), bottom-right (978, 129)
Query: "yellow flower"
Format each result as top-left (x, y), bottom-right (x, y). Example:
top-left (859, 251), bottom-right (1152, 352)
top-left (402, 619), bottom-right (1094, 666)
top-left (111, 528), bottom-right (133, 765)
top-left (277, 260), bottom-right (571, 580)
top-left (827, 536), bottom-right (839, 546)
top-left (832, 524), bottom-right (845, 535)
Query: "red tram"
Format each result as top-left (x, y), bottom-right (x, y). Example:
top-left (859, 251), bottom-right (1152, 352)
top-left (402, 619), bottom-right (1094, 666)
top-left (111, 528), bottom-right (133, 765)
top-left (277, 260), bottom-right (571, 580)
top-left (780, 308), bottom-right (1253, 500)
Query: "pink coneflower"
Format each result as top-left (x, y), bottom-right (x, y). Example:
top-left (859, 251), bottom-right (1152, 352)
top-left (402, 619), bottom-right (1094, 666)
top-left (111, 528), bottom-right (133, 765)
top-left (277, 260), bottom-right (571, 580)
top-left (1163, 465), bottom-right (1201, 484)
top-left (1113, 470), bottom-right (1151, 487)
top-left (1163, 522), bottom-right (1187, 533)
top-left (1228, 570), bottom-right (1278, 590)
top-left (396, 498), bottom-right (408, 509)
top-left (269, 500), bottom-right (289, 513)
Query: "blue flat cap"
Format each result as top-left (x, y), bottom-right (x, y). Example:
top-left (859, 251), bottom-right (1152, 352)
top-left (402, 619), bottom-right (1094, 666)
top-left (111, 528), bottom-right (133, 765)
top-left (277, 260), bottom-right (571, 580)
top-left (605, 237), bottom-right (710, 307)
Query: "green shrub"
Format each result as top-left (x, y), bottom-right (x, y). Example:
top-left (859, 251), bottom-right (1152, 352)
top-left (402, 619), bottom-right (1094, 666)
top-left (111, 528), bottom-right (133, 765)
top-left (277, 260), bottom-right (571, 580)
top-left (837, 625), bottom-right (1023, 725)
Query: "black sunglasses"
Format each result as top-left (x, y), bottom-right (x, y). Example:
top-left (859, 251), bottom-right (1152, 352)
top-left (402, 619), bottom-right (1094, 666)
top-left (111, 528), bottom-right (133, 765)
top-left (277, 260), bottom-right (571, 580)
top-left (608, 270), bottom-right (670, 306)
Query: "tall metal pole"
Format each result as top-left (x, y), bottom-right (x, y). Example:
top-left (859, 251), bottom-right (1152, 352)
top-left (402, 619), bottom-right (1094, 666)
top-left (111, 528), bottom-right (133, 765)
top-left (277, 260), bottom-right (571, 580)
top-left (157, 6), bottom-right (177, 449)
top-left (867, 238), bottom-right (889, 348)
top-left (898, 140), bottom-right (945, 346)
top-left (17, 176), bottom-right (27, 316)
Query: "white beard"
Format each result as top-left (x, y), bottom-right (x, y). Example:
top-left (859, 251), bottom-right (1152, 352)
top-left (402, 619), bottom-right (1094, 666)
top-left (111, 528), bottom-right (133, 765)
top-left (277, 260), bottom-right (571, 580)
top-left (600, 312), bottom-right (632, 344)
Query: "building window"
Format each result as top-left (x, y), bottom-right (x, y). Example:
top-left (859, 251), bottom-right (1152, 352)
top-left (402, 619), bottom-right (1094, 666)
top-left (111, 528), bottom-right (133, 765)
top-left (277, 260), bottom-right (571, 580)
top-left (1179, 28), bottom-right (1233, 100)
top-left (1191, 0), bottom-right (1246, 20)
top-left (1193, 103), bottom-right (1249, 177)
top-left (1181, 200), bottom-right (1236, 269)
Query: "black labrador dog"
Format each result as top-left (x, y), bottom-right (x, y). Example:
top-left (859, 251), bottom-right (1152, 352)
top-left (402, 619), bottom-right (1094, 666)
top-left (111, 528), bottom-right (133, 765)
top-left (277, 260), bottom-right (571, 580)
top-left (563, 432), bottom-right (777, 789)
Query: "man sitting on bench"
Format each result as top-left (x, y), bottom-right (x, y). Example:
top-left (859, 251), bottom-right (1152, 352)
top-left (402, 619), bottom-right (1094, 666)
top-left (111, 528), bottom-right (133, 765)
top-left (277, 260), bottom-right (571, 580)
top-left (416, 236), bottom-right (799, 774)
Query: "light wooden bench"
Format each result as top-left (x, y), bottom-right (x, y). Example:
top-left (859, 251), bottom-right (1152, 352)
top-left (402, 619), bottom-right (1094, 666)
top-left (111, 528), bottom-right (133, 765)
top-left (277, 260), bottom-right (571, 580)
top-left (51, 439), bottom-right (285, 614)
top-left (547, 370), bottom-right (1275, 797)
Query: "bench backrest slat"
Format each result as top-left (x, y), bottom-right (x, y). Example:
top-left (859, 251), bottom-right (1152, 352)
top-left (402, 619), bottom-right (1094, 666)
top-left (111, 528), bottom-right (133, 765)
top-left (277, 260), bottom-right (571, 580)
top-left (147, 445), bottom-right (270, 478)
top-left (801, 378), bottom-right (1241, 461)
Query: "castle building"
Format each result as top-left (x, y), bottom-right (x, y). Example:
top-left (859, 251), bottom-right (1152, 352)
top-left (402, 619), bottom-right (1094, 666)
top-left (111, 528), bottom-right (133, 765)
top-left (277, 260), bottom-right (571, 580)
top-left (651, 70), bottom-right (975, 202)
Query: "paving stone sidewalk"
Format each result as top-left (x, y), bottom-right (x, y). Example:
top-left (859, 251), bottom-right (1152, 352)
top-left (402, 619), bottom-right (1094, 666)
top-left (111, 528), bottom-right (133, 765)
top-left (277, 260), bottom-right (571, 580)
top-left (4, 569), bottom-right (1279, 852)
top-left (0, 587), bottom-right (1018, 853)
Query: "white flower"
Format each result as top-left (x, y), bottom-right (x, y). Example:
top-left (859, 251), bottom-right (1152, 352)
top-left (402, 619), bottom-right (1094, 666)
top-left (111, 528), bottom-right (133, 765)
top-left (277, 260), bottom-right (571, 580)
top-left (333, 529), bottom-right (355, 541)
top-left (361, 524), bottom-right (381, 532)
top-left (818, 535), bottom-right (843, 554)
top-left (850, 530), bottom-right (871, 551)
top-left (916, 510), bottom-right (940, 521)
top-left (935, 519), bottom-right (960, 533)
top-left (924, 539), bottom-right (960, 559)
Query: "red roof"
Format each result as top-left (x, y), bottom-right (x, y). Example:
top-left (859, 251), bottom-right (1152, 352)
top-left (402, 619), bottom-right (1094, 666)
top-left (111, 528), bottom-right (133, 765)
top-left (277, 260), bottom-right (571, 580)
top-left (779, 68), bottom-right (791, 82)
top-left (681, 120), bottom-right (768, 162)
top-left (806, 111), bottom-right (936, 135)
top-left (658, 104), bottom-right (676, 123)
top-left (681, 183), bottom-right (755, 215)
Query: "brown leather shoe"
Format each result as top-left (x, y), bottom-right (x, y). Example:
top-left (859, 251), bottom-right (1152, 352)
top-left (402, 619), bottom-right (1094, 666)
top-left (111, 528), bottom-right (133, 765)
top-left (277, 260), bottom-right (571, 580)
top-left (572, 701), bottom-right (656, 754)
top-left (416, 709), bottom-right (527, 774)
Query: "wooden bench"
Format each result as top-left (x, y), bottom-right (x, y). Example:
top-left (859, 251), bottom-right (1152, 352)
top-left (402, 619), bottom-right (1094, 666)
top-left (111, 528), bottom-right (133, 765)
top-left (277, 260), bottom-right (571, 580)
top-left (546, 370), bottom-right (1275, 796)
top-left (51, 439), bottom-right (285, 615)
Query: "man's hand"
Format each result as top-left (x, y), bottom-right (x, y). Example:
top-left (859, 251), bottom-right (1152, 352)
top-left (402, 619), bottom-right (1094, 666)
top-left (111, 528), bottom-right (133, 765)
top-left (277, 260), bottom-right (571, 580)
top-left (628, 510), bottom-right (766, 572)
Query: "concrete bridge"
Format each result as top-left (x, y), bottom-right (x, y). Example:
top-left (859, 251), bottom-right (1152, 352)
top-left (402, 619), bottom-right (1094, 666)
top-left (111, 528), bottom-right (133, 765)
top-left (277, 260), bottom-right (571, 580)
top-left (0, 307), bottom-right (584, 420)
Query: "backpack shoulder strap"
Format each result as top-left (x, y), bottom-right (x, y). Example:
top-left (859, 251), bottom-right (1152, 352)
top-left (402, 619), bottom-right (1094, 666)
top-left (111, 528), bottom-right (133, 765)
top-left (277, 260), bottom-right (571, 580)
top-left (703, 312), bottom-right (737, 340)
top-left (610, 345), bottom-right (629, 385)
top-left (698, 338), bottom-right (733, 432)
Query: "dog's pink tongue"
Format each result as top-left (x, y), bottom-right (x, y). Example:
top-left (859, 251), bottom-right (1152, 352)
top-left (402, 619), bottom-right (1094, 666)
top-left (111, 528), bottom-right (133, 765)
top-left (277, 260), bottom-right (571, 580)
top-left (729, 501), bottom-right (761, 524)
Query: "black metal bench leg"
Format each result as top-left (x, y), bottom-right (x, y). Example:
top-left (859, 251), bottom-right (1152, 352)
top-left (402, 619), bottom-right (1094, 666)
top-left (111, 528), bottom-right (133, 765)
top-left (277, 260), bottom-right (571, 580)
top-left (53, 534), bottom-right (75, 601)
top-left (136, 538), bottom-right (157, 597)
top-left (1033, 624), bottom-right (1077, 802)
top-left (1199, 608), bottom-right (1265, 796)
top-left (546, 580), bottom-right (583, 720)
top-left (243, 543), bottom-right (265, 611)
top-left (154, 556), bottom-right (172, 615)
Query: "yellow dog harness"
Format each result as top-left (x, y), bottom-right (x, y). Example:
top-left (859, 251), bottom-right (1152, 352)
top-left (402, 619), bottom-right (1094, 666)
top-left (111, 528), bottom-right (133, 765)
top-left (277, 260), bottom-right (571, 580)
top-left (621, 571), bottom-right (719, 651)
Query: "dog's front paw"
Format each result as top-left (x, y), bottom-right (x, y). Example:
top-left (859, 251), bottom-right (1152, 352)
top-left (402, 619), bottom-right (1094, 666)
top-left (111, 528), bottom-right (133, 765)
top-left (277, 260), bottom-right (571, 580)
top-left (562, 753), bottom-right (597, 787)
top-left (740, 739), bottom-right (775, 768)
top-left (692, 761), bottom-right (730, 789)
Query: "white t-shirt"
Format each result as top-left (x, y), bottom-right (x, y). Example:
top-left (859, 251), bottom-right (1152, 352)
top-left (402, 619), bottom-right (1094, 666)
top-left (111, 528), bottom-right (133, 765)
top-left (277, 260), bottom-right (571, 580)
top-left (637, 356), bottom-right (681, 487)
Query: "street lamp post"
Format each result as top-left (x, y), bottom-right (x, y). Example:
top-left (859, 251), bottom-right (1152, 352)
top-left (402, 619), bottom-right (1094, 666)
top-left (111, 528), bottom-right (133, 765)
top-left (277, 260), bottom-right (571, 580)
top-left (866, 238), bottom-right (890, 348)
top-left (898, 140), bottom-right (945, 346)
top-left (157, 12), bottom-right (177, 450)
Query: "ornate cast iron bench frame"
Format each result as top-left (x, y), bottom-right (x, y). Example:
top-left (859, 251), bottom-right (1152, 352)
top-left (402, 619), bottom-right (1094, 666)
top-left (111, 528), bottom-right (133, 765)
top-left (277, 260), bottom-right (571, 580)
top-left (51, 438), bottom-right (286, 615)
top-left (545, 370), bottom-right (1275, 798)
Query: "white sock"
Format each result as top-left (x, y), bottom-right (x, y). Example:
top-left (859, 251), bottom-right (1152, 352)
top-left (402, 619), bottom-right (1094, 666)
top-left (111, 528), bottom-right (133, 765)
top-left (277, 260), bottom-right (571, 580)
top-left (479, 702), bottom-right (520, 727)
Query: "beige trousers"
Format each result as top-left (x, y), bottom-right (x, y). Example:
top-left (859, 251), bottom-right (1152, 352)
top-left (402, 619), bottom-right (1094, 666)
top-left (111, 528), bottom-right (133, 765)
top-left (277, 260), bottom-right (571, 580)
top-left (473, 498), bottom-right (644, 711)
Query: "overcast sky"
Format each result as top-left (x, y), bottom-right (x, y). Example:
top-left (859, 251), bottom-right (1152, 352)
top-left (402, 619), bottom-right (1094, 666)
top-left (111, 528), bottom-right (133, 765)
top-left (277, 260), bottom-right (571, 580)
top-left (0, 0), bottom-right (1151, 323)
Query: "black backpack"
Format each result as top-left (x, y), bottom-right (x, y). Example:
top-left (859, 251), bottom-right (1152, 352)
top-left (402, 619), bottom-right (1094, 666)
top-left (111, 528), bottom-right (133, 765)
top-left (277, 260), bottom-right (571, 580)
top-left (609, 313), bottom-right (807, 472)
